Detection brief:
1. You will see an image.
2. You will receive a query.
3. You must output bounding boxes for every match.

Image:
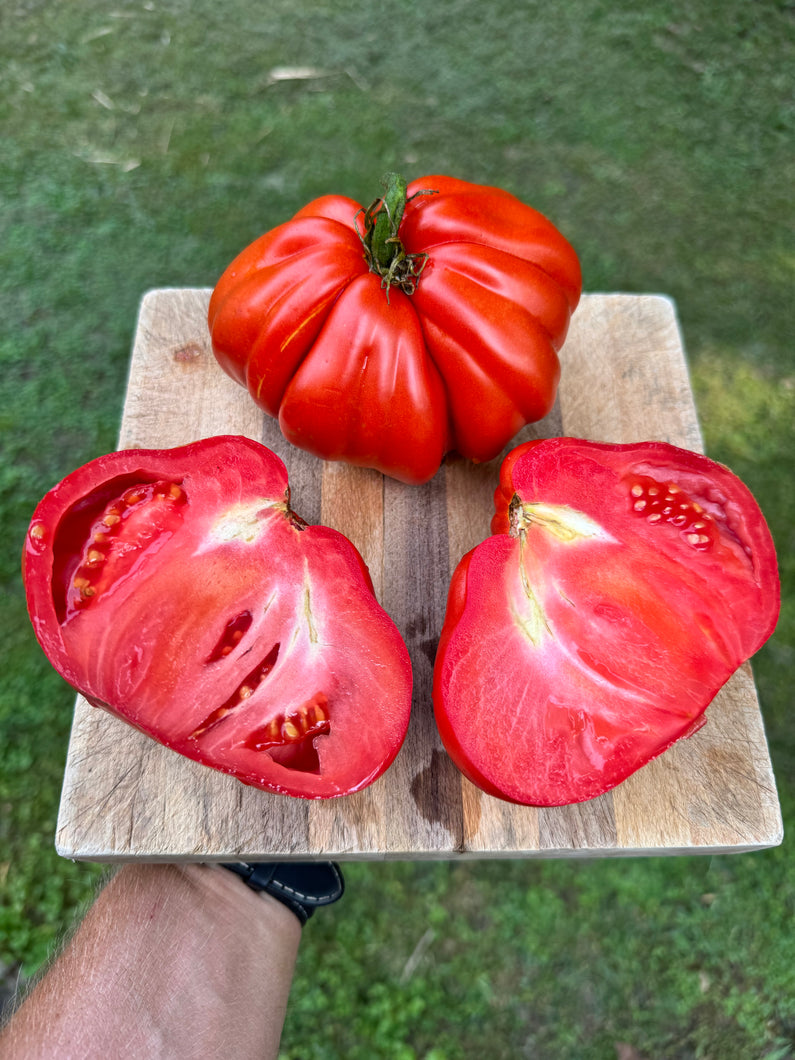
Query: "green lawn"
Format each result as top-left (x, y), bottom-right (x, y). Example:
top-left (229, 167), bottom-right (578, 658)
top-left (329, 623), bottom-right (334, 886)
top-left (2, 0), bottom-right (794, 1055)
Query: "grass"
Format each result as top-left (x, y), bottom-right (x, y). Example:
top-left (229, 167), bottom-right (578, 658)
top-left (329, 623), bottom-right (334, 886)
top-left (1, 0), bottom-right (794, 1054)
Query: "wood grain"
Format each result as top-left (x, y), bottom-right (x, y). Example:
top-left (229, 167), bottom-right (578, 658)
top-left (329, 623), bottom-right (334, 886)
top-left (55, 290), bottom-right (782, 861)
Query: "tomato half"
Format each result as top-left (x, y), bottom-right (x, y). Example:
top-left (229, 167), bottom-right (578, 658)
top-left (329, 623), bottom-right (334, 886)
top-left (24, 436), bottom-right (412, 798)
top-left (208, 173), bottom-right (582, 484)
top-left (433, 438), bottom-right (780, 806)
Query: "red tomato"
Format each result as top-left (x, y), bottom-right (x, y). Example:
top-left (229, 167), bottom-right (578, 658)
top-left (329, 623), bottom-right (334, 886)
top-left (433, 438), bottom-right (780, 806)
top-left (24, 436), bottom-right (412, 798)
top-left (208, 173), bottom-right (581, 484)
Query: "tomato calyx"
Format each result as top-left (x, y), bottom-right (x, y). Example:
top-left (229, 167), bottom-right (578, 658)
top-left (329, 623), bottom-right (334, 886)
top-left (358, 171), bottom-right (438, 299)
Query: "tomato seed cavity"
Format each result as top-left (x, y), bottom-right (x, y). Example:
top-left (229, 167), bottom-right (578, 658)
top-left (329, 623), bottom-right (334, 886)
top-left (244, 693), bottom-right (330, 752)
top-left (205, 611), bottom-right (253, 663)
top-left (627, 476), bottom-right (717, 550)
top-left (189, 636), bottom-right (331, 774)
top-left (246, 693), bottom-right (331, 774)
top-left (65, 480), bottom-right (186, 618)
top-left (189, 642), bottom-right (281, 740)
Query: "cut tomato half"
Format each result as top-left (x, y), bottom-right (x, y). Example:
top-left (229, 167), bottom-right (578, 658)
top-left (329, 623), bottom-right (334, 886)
top-left (24, 436), bottom-right (412, 798)
top-left (433, 438), bottom-right (780, 805)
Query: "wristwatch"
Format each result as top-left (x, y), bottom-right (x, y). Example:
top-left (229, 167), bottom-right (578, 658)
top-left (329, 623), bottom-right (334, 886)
top-left (221, 861), bottom-right (344, 925)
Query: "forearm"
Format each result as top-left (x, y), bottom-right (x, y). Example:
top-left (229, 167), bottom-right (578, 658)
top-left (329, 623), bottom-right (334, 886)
top-left (0, 862), bottom-right (301, 1060)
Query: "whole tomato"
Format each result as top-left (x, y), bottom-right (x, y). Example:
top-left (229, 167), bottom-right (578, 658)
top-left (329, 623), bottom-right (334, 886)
top-left (433, 438), bottom-right (780, 806)
top-left (208, 174), bottom-right (582, 484)
top-left (23, 436), bottom-right (412, 799)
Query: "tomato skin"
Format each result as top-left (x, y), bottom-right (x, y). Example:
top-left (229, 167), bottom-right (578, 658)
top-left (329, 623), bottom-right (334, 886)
top-left (277, 272), bottom-right (450, 484)
top-left (208, 217), bottom-right (368, 415)
top-left (433, 438), bottom-right (780, 806)
top-left (208, 175), bottom-right (581, 484)
top-left (24, 436), bottom-right (412, 799)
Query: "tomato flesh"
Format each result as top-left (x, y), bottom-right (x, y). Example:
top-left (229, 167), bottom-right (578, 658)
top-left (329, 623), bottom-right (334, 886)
top-left (25, 436), bottom-right (412, 799)
top-left (433, 438), bottom-right (780, 806)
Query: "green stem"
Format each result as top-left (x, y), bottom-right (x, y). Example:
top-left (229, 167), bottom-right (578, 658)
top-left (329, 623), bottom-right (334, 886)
top-left (358, 172), bottom-right (437, 298)
top-left (368, 172), bottom-right (409, 270)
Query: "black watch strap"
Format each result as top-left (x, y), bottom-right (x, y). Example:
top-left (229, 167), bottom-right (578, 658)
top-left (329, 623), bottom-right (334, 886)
top-left (220, 861), bottom-right (344, 925)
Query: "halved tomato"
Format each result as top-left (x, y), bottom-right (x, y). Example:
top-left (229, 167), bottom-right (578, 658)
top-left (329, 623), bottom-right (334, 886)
top-left (24, 436), bottom-right (412, 798)
top-left (433, 438), bottom-right (780, 806)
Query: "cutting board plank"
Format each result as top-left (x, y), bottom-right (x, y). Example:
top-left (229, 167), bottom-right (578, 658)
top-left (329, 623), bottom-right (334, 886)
top-left (55, 290), bottom-right (782, 861)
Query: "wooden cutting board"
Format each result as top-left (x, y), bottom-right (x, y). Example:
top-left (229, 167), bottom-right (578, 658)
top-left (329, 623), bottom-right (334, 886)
top-left (55, 290), bottom-right (782, 861)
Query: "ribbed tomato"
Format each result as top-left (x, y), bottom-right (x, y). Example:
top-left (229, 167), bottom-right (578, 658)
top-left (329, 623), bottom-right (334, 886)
top-left (24, 436), bottom-right (412, 798)
top-left (433, 438), bottom-right (780, 806)
top-left (208, 173), bottom-right (581, 484)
